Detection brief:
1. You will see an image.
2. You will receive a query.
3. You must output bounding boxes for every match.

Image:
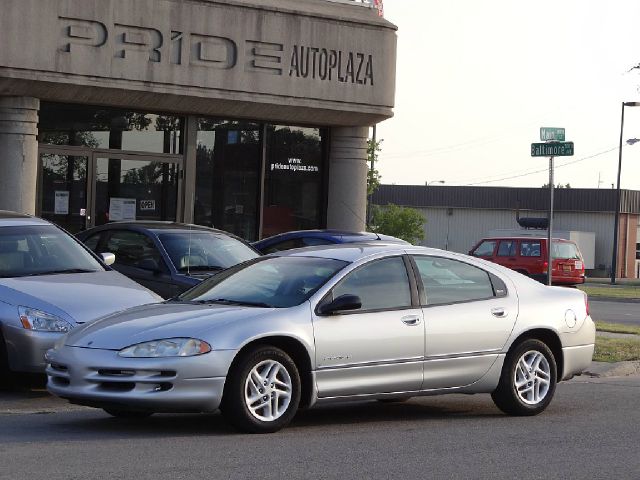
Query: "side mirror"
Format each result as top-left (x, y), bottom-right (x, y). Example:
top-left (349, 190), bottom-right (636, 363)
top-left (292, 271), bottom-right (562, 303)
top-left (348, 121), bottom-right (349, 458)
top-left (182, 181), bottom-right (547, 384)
top-left (100, 252), bottom-right (116, 266)
top-left (317, 294), bottom-right (362, 316)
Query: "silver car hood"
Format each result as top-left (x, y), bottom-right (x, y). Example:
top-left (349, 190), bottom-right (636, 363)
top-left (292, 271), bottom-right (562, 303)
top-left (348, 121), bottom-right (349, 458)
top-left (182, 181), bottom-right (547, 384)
top-left (0, 271), bottom-right (160, 324)
top-left (64, 302), bottom-right (272, 350)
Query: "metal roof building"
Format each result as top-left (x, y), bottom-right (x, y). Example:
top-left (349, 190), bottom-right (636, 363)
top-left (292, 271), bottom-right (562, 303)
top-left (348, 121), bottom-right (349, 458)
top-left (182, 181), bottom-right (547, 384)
top-left (372, 185), bottom-right (640, 279)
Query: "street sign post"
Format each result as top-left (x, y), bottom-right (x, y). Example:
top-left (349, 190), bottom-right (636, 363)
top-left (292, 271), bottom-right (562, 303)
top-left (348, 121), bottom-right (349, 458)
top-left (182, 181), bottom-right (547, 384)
top-left (532, 128), bottom-right (574, 286)
top-left (531, 141), bottom-right (574, 157)
top-left (540, 127), bottom-right (565, 141)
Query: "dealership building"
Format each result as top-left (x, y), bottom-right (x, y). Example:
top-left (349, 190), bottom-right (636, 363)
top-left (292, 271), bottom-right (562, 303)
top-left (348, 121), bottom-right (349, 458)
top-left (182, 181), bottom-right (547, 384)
top-left (0, 0), bottom-right (395, 240)
top-left (373, 185), bottom-right (640, 279)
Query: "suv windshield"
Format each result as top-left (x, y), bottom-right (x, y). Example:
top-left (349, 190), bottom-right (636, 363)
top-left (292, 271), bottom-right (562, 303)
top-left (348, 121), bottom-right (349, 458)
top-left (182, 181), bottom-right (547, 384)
top-left (159, 232), bottom-right (258, 273)
top-left (179, 256), bottom-right (348, 308)
top-left (552, 241), bottom-right (581, 260)
top-left (0, 225), bottom-right (103, 278)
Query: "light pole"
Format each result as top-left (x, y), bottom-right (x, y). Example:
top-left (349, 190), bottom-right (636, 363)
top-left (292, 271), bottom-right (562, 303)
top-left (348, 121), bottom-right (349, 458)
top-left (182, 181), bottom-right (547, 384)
top-left (610, 102), bottom-right (640, 284)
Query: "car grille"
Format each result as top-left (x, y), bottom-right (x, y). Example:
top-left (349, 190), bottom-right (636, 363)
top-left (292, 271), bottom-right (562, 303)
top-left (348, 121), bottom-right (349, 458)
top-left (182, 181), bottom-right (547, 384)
top-left (47, 363), bottom-right (176, 393)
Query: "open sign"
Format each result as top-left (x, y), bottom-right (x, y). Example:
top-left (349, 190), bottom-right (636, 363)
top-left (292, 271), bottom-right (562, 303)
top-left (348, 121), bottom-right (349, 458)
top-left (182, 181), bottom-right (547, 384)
top-left (140, 200), bottom-right (156, 211)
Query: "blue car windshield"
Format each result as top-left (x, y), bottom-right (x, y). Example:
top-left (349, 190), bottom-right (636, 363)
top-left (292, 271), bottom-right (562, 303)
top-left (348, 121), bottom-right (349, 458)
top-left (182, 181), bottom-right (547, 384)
top-left (159, 232), bottom-right (258, 272)
top-left (0, 225), bottom-right (104, 278)
top-left (179, 256), bottom-right (348, 308)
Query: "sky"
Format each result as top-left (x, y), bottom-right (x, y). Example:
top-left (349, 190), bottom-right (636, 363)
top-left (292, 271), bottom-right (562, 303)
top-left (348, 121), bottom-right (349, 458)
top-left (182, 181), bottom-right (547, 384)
top-left (377, 0), bottom-right (640, 190)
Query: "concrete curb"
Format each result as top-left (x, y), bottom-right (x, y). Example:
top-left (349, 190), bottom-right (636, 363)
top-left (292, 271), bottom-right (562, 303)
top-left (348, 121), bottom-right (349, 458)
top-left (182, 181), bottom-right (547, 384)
top-left (582, 361), bottom-right (640, 378)
top-left (587, 296), bottom-right (640, 304)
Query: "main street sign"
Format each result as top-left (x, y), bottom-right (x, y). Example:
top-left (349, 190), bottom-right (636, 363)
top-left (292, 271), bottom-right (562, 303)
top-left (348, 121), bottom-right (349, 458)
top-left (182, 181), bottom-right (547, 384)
top-left (540, 127), bottom-right (565, 142)
top-left (531, 141), bottom-right (574, 157)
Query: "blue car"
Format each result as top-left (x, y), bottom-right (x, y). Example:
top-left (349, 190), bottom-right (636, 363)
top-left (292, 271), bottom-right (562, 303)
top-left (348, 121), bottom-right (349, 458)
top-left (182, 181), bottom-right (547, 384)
top-left (77, 222), bottom-right (260, 299)
top-left (252, 229), bottom-right (408, 254)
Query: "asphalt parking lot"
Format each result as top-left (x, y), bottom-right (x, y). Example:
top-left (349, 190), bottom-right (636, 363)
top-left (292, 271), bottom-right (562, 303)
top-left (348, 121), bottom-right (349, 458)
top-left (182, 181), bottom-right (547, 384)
top-left (1, 373), bottom-right (639, 480)
top-left (589, 299), bottom-right (640, 326)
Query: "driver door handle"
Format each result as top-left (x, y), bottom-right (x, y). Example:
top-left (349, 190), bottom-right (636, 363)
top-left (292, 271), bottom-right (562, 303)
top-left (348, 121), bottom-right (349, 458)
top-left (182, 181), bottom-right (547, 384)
top-left (401, 315), bottom-right (422, 326)
top-left (491, 307), bottom-right (508, 318)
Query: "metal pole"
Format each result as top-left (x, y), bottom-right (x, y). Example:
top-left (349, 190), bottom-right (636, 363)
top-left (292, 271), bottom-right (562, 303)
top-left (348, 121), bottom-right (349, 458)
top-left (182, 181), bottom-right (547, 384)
top-left (611, 102), bottom-right (625, 284)
top-left (366, 124), bottom-right (377, 227)
top-left (547, 156), bottom-right (554, 286)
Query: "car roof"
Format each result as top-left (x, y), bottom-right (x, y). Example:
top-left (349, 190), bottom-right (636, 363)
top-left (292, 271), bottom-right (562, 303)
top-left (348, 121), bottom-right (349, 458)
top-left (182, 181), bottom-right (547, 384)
top-left (273, 242), bottom-right (426, 262)
top-left (481, 236), bottom-right (575, 243)
top-left (0, 211), bottom-right (52, 227)
top-left (81, 221), bottom-right (233, 236)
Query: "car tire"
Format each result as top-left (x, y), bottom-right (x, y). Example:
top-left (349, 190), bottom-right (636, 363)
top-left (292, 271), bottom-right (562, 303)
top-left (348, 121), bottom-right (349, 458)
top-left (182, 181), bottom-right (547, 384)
top-left (0, 332), bottom-right (13, 388)
top-left (221, 346), bottom-right (301, 434)
top-left (103, 408), bottom-right (154, 419)
top-left (491, 339), bottom-right (557, 416)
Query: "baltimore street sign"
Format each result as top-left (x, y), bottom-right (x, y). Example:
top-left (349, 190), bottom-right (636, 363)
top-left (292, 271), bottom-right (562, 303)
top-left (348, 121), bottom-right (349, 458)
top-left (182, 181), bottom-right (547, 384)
top-left (531, 141), bottom-right (574, 157)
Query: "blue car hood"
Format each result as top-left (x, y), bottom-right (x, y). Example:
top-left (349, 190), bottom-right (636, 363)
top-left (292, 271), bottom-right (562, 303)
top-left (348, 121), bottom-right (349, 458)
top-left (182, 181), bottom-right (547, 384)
top-left (0, 271), bottom-right (161, 325)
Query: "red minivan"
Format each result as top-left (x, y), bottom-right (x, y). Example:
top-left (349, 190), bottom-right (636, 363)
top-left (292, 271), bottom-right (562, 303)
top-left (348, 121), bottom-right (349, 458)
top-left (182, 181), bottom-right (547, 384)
top-left (469, 236), bottom-right (585, 285)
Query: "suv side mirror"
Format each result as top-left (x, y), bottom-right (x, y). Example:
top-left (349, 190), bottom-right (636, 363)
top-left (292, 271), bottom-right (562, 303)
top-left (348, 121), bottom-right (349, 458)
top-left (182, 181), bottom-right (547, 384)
top-left (100, 252), bottom-right (116, 266)
top-left (317, 294), bottom-right (362, 316)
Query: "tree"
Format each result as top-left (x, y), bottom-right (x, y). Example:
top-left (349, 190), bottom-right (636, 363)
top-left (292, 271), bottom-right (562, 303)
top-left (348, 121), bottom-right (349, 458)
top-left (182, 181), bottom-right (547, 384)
top-left (541, 183), bottom-right (571, 188)
top-left (367, 138), bottom-right (382, 196)
top-left (370, 203), bottom-right (425, 245)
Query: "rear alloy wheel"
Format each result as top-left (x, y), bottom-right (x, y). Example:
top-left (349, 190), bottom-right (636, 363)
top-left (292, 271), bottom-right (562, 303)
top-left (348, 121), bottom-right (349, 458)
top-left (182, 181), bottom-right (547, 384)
top-left (222, 346), bottom-right (300, 433)
top-left (491, 339), bottom-right (557, 416)
top-left (103, 408), bottom-right (154, 419)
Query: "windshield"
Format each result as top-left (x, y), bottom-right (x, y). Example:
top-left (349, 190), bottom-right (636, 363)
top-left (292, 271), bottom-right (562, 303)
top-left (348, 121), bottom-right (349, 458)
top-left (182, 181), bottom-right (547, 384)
top-left (0, 225), bottom-right (104, 278)
top-left (159, 232), bottom-right (258, 273)
top-left (552, 241), bottom-right (581, 260)
top-left (179, 256), bottom-right (348, 308)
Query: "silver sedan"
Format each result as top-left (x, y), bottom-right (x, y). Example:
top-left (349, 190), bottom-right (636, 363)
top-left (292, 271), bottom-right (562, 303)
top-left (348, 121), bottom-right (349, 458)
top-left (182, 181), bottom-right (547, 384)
top-left (46, 244), bottom-right (595, 433)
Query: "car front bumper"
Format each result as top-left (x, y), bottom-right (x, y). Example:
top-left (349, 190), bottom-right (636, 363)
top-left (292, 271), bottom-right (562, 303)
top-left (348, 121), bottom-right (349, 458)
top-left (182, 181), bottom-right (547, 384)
top-left (2, 323), bottom-right (65, 373)
top-left (45, 345), bottom-right (237, 413)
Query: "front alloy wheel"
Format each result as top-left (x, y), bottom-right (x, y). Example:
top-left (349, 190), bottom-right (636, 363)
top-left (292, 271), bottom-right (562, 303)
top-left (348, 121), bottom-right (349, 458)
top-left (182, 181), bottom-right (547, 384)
top-left (244, 359), bottom-right (293, 422)
top-left (492, 339), bottom-right (557, 416)
top-left (222, 346), bottom-right (300, 433)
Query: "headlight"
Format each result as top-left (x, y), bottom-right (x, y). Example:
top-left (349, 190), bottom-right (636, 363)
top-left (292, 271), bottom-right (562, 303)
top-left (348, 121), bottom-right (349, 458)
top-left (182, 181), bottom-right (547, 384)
top-left (19, 307), bottom-right (73, 333)
top-left (118, 338), bottom-right (211, 358)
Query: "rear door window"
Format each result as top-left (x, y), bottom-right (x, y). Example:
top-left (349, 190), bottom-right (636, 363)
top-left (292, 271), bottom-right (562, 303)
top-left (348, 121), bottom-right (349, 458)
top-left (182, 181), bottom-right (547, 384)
top-left (497, 240), bottom-right (516, 257)
top-left (412, 256), bottom-right (496, 305)
top-left (520, 241), bottom-right (541, 257)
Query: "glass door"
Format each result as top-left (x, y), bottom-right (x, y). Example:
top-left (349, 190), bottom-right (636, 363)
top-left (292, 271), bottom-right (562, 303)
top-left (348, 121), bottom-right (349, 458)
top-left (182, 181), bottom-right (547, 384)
top-left (92, 153), bottom-right (182, 227)
top-left (38, 149), bottom-right (90, 233)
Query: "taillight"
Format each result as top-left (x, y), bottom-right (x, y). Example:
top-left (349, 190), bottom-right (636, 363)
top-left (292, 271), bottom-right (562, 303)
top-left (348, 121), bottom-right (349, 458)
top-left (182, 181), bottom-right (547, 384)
top-left (583, 291), bottom-right (590, 316)
top-left (543, 261), bottom-right (548, 270)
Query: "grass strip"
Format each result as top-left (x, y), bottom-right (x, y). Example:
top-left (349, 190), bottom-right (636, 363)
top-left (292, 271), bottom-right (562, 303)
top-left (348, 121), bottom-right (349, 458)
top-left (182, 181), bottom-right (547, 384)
top-left (579, 285), bottom-right (640, 299)
top-left (595, 321), bottom-right (640, 335)
top-left (594, 336), bottom-right (640, 363)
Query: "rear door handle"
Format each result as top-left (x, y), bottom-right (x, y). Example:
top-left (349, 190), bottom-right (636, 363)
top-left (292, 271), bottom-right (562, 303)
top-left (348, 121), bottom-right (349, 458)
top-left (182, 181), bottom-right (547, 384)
top-left (401, 315), bottom-right (422, 326)
top-left (491, 307), bottom-right (508, 318)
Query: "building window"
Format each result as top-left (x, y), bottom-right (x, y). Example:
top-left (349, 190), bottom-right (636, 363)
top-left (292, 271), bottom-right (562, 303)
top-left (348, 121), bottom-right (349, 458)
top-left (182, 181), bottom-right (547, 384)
top-left (262, 126), bottom-right (325, 237)
top-left (38, 103), bottom-right (183, 154)
top-left (194, 120), bottom-right (262, 241)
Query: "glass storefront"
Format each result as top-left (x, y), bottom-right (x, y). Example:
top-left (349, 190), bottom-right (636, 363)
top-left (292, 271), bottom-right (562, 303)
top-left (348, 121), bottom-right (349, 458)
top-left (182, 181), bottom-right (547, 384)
top-left (195, 120), bottom-right (262, 241)
top-left (37, 102), bottom-right (327, 240)
top-left (262, 126), bottom-right (324, 237)
top-left (38, 103), bottom-right (183, 154)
